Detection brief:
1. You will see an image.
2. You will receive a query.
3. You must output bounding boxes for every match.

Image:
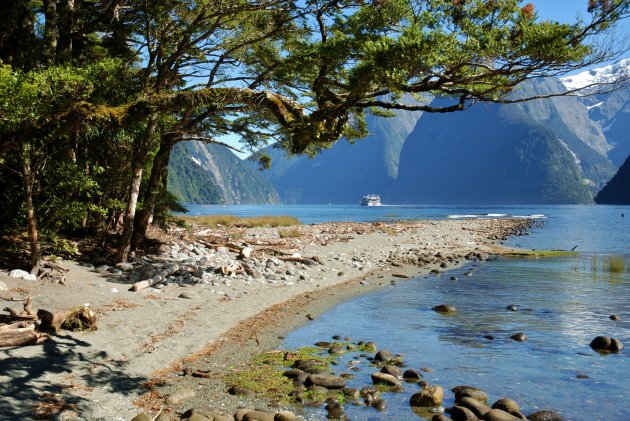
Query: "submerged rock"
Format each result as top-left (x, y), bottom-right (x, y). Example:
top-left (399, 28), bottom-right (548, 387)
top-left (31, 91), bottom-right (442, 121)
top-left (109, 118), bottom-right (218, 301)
top-left (510, 332), bottom-right (528, 342)
top-left (527, 409), bottom-right (565, 421)
top-left (432, 304), bottom-right (457, 314)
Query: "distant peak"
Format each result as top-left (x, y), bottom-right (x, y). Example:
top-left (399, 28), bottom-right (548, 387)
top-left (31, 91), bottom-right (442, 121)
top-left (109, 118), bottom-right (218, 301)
top-left (559, 58), bottom-right (630, 91)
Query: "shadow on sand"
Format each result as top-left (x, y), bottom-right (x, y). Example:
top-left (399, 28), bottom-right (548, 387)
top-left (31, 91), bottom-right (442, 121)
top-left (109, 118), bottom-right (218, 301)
top-left (0, 332), bottom-right (148, 420)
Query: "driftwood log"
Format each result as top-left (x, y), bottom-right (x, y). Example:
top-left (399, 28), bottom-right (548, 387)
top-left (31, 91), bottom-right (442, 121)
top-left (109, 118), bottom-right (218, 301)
top-left (130, 264), bottom-right (199, 291)
top-left (2, 296), bottom-right (37, 321)
top-left (0, 324), bottom-right (47, 347)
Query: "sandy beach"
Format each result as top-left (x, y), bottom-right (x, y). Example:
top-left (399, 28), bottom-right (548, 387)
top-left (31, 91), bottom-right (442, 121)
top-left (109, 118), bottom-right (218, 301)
top-left (0, 218), bottom-right (536, 420)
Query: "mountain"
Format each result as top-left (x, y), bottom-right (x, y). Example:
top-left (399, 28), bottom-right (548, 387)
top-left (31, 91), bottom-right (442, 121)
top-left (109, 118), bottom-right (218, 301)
top-left (394, 95), bottom-right (595, 204)
top-left (595, 154), bottom-right (630, 204)
top-left (168, 141), bottom-right (280, 204)
top-left (250, 107), bottom-right (423, 204)
top-left (560, 59), bottom-right (630, 167)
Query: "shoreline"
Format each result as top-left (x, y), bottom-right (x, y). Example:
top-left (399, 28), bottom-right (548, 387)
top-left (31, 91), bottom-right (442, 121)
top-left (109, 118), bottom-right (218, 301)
top-left (0, 218), bottom-right (536, 420)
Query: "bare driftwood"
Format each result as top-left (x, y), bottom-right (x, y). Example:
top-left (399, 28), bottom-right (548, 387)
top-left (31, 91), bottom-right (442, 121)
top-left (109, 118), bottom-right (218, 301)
top-left (36, 260), bottom-right (69, 284)
top-left (130, 264), bottom-right (199, 291)
top-left (0, 321), bottom-right (32, 330)
top-left (2, 296), bottom-right (38, 321)
top-left (0, 324), bottom-right (48, 347)
top-left (277, 255), bottom-right (321, 266)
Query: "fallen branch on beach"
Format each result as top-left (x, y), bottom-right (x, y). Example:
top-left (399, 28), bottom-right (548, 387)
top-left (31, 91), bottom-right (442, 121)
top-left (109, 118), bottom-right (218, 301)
top-left (0, 323), bottom-right (48, 347)
top-left (2, 296), bottom-right (37, 321)
top-left (130, 264), bottom-right (200, 291)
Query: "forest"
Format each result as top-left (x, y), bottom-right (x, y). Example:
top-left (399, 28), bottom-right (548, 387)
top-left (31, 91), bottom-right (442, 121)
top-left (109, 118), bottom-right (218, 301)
top-left (0, 0), bottom-right (628, 277)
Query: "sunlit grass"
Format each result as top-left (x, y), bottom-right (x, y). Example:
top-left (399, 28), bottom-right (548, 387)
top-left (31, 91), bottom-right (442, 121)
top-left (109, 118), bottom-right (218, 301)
top-left (179, 214), bottom-right (300, 228)
top-left (278, 227), bottom-right (301, 238)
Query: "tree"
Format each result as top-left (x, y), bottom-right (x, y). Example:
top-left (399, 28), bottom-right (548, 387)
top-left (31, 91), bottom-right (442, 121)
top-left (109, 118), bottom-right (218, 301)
top-left (2, 0), bottom-right (629, 270)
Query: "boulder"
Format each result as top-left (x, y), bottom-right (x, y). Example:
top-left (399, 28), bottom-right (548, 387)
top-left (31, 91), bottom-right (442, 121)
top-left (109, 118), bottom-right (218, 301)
top-left (457, 396), bottom-right (490, 418)
top-left (403, 369), bottom-right (422, 380)
top-left (492, 398), bottom-right (520, 415)
top-left (590, 335), bottom-right (624, 353)
top-left (0, 280), bottom-right (7, 291)
top-left (131, 414), bottom-right (153, 421)
top-left (325, 401), bottom-right (345, 419)
top-left (483, 409), bottom-right (521, 421)
top-left (374, 349), bottom-right (394, 361)
top-left (448, 405), bottom-right (479, 420)
top-left (410, 385), bottom-right (444, 407)
top-left (380, 365), bottom-right (402, 378)
top-left (610, 314), bottom-right (620, 321)
top-left (454, 387), bottom-right (488, 404)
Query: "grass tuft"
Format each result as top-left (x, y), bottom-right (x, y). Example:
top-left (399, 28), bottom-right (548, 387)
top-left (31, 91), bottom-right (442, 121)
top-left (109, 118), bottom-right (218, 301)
top-left (179, 214), bottom-right (300, 228)
top-left (278, 227), bottom-right (301, 238)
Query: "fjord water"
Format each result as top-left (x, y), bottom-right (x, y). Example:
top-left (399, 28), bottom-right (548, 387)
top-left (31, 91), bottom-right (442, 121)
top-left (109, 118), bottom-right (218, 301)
top-left (187, 204), bottom-right (629, 419)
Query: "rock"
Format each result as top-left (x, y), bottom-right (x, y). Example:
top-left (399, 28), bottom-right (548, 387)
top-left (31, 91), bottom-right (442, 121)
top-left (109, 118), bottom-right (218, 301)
top-left (381, 365), bottom-right (402, 378)
top-left (116, 262), bottom-right (134, 272)
top-left (527, 410), bottom-right (565, 421)
top-left (374, 349), bottom-right (394, 361)
top-left (243, 410), bottom-right (275, 421)
top-left (166, 388), bottom-right (195, 405)
top-left (590, 335), bottom-right (624, 353)
top-left (293, 359), bottom-right (328, 372)
top-left (155, 413), bottom-right (175, 421)
top-left (454, 387), bottom-right (488, 403)
top-left (410, 385), bottom-right (444, 407)
top-left (9, 269), bottom-right (37, 281)
top-left (305, 374), bottom-right (346, 389)
top-left (182, 407), bottom-right (225, 420)
top-left (403, 369), bottom-right (422, 380)
top-left (506, 304), bottom-right (518, 311)
top-left (492, 398), bottom-right (520, 414)
top-left (510, 332), bottom-right (528, 342)
top-left (216, 246), bottom-right (229, 254)
top-left (610, 314), bottom-right (620, 320)
top-left (328, 345), bottom-right (345, 354)
top-left (240, 247), bottom-right (253, 259)
top-left (432, 304), bottom-right (457, 314)
top-left (274, 411), bottom-right (298, 421)
top-left (131, 414), bottom-right (154, 421)
top-left (0, 281), bottom-right (7, 291)
top-left (110, 288), bottom-right (119, 293)
top-left (326, 401), bottom-right (345, 419)
top-left (483, 409), bottom-right (521, 421)
top-left (448, 405), bottom-right (479, 421)
top-left (433, 416), bottom-right (454, 421)
top-left (457, 397), bottom-right (490, 418)
top-left (371, 372), bottom-right (402, 387)
top-left (372, 398), bottom-right (387, 410)
top-left (178, 291), bottom-right (199, 299)
top-left (228, 386), bottom-right (255, 396)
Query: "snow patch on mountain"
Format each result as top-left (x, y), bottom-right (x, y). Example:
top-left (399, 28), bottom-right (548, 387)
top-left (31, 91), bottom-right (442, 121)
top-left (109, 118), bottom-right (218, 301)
top-left (190, 156), bottom-right (201, 166)
top-left (560, 58), bottom-right (630, 91)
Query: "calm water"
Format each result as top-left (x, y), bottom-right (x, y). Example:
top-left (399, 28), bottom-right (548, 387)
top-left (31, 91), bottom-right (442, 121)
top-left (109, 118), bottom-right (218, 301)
top-left (187, 204), bottom-right (630, 420)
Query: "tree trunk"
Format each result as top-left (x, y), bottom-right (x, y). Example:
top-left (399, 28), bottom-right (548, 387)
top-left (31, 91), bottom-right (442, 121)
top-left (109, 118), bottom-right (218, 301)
top-left (23, 158), bottom-right (42, 275)
top-left (131, 137), bottom-right (176, 249)
top-left (58, 0), bottom-right (75, 61)
top-left (115, 115), bottom-right (159, 263)
top-left (43, 0), bottom-right (58, 62)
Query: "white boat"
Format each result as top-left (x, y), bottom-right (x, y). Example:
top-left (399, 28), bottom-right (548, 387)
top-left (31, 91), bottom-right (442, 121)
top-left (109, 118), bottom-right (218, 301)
top-left (360, 194), bottom-right (382, 206)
